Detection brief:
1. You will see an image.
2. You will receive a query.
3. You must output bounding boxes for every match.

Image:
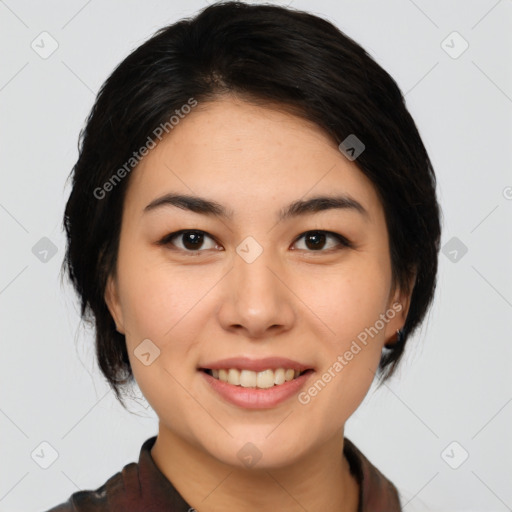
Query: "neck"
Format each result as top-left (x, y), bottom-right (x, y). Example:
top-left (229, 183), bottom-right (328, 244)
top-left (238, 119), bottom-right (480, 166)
top-left (151, 424), bottom-right (360, 512)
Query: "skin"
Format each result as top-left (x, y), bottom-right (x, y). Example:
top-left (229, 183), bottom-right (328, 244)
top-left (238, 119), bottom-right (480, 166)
top-left (105, 96), bottom-right (414, 512)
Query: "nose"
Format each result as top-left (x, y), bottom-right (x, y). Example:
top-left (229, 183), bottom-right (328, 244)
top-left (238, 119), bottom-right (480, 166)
top-left (216, 247), bottom-right (296, 339)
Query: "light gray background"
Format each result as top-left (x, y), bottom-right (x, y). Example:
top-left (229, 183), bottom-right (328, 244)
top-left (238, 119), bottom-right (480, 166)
top-left (1, 1), bottom-right (511, 511)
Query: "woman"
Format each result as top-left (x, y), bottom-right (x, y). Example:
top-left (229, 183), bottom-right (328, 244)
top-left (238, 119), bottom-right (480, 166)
top-left (47, 1), bottom-right (441, 510)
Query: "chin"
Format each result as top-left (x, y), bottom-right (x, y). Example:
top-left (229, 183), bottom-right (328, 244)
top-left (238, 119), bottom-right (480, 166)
top-left (203, 429), bottom-right (311, 470)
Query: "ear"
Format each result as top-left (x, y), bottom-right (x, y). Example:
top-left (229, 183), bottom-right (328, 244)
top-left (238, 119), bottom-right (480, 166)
top-left (104, 274), bottom-right (125, 335)
top-left (383, 270), bottom-right (417, 346)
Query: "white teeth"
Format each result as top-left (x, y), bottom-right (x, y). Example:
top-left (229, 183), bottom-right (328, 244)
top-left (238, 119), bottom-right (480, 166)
top-left (228, 368), bottom-right (240, 386)
top-left (209, 368), bottom-right (303, 388)
top-left (257, 369), bottom-right (275, 389)
top-left (285, 369), bottom-right (295, 382)
top-left (274, 368), bottom-right (285, 385)
top-left (239, 369), bottom-right (255, 387)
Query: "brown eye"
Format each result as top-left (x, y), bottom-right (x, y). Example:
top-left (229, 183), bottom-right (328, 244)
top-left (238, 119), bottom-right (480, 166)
top-left (161, 230), bottom-right (219, 252)
top-left (293, 230), bottom-right (351, 251)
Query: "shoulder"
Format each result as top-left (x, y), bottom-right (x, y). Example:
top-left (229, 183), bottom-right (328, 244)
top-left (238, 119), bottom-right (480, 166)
top-left (344, 438), bottom-right (402, 512)
top-left (42, 462), bottom-right (139, 512)
top-left (42, 435), bottom-right (190, 512)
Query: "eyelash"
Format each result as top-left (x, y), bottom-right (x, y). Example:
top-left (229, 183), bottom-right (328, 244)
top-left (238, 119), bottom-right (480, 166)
top-left (157, 229), bottom-right (353, 254)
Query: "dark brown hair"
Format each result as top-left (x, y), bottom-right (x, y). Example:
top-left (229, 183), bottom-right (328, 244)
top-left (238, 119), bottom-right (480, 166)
top-left (61, 1), bottom-right (442, 408)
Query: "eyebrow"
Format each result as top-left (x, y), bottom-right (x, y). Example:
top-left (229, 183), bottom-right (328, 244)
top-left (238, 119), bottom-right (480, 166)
top-left (143, 193), bottom-right (369, 221)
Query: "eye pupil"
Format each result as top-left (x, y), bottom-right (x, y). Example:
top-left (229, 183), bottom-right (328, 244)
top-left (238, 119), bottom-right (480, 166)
top-left (305, 231), bottom-right (326, 250)
top-left (183, 231), bottom-right (203, 250)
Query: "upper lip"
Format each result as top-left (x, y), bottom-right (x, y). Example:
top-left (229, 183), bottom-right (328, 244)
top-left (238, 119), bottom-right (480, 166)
top-left (199, 357), bottom-right (314, 373)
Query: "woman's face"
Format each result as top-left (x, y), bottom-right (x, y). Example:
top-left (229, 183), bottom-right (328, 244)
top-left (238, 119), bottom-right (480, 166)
top-left (105, 97), bottom-right (410, 468)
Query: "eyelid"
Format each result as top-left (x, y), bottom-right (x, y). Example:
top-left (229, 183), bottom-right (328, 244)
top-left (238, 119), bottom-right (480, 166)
top-left (292, 230), bottom-right (353, 251)
top-left (158, 229), bottom-right (352, 253)
top-left (157, 229), bottom-right (221, 251)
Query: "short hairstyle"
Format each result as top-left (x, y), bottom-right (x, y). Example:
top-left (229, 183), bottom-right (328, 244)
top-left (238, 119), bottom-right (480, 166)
top-left (62, 1), bottom-right (442, 408)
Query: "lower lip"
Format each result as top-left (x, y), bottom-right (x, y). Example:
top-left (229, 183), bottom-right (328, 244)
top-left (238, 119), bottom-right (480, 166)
top-left (199, 370), bottom-right (315, 409)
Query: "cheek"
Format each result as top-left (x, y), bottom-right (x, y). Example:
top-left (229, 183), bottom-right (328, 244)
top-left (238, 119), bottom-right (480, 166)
top-left (116, 251), bottom-right (219, 378)
top-left (116, 246), bottom-right (206, 338)
top-left (117, 263), bottom-right (209, 411)
top-left (120, 275), bottom-right (175, 340)
top-left (300, 258), bottom-right (391, 341)
top-left (297, 261), bottom-right (389, 413)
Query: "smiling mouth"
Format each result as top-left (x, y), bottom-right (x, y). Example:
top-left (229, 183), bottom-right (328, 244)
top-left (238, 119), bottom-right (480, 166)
top-left (200, 368), bottom-right (313, 389)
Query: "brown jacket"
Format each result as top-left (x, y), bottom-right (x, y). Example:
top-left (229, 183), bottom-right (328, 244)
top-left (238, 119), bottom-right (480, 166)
top-left (43, 436), bottom-right (401, 511)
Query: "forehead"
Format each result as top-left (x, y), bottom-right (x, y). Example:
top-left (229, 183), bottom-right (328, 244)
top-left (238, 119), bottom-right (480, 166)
top-left (124, 98), bottom-right (383, 222)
